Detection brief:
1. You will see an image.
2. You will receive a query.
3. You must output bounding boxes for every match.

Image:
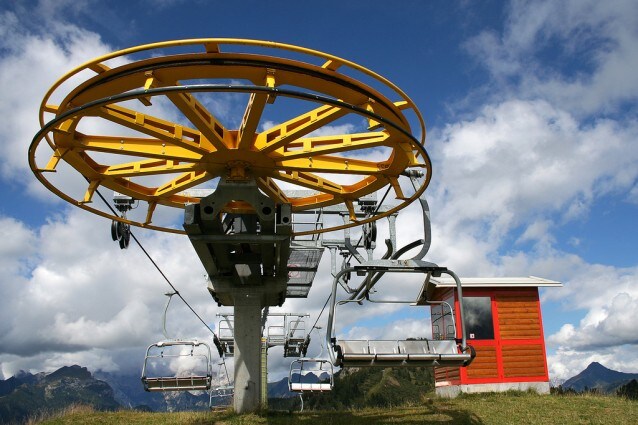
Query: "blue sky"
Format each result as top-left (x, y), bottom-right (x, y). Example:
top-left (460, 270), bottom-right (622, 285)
top-left (0, 0), bottom-right (637, 384)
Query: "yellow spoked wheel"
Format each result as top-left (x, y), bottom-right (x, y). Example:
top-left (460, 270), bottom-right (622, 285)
top-left (29, 39), bottom-right (430, 235)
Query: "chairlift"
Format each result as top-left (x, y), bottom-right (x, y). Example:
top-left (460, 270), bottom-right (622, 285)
top-left (326, 264), bottom-right (475, 368)
top-left (209, 360), bottom-right (234, 408)
top-left (324, 180), bottom-right (474, 369)
top-left (264, 313), bottom-right (310, 357)
top-left (218, 316), bottom-right (235, 357)
top-left (284, 317), bottom-right (309, 357)
top-left (140, 292), bottom-right (215, 392)
top-left (210, 384), bottom-right (234, 398)
top-left (288, 327), bottom-right (333, 393)
top-left (141, 339), bottom-right (213, 391)
top-left (289, 358), bottom-right (334, 392)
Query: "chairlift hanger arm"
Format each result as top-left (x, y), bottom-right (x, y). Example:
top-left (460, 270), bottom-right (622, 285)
top-left (344, 236), bottom-right (365, 264)
top-left (348, 239), bottom-right (424, 301)
top-left (345, 187), bottom-right (430, 300)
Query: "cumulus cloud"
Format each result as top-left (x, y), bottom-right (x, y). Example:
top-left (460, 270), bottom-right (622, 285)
top-left (0, 209), bottom-right (219, 376)
top-left (431, 99), bottom-right (638, 242)
top-left (465, 0), bottom-right (638, 116)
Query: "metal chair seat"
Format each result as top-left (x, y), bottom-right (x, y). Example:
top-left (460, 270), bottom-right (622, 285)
top-left (143, 375), bottom-right (211, 392)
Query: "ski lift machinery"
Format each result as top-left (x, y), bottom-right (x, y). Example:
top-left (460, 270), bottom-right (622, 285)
top-left (29, 38), bottom-right (474, 411)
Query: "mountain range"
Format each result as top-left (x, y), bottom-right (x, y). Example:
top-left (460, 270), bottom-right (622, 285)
top-left (0, 364), bottom-right (327, 422)
top-left (2, 361), bottom-right (636, 423)
top-left (0, 365), bottom-right (119, 424)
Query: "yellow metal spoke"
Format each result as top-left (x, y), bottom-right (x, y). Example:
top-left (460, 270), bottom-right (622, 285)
top-left (280, 132), bottom-right (390, 160)
top-left (99, 159), bottom-right (205, 178)
top-left (254, 104), bottom-right (348, 153)
top-left (256, 176), bottom-right (289, 205)
top-left (95, 104), bottom-right (212, 155)
top-left (273, 170), bottom-right (344, 196)
top-left (276, 155), bottom-right (387, 175)
top-left (344, 199), bottom-right (357, 222)
top-left (37, 148), bottom-right (69, 172)
top-left (81, 179), bottom-right (101, 204)
top-left (237, 71), bottom-right (275, 149)
top-left (74, 134), bottom-right (203, 161)
top-left (388, 176), bottom-right (407, 200)
top-left (153, 170), bottom-right (211, 197)
top-left (143, 73), bottom-right (230, 151)
top-left (144, 202), bottom-right (157, 225)
top-left (237, 92), bottom-right (269, 150)
top-left (164, 91), bottom-right (231, 152)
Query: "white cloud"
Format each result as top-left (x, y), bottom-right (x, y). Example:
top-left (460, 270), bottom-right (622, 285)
top-left (465, 0), bottom-right (638, 116)
top-left (0, 209), bottom-right (217, 373)
top-left (426, 98), bottom-right (638, 274)
top-left (0, 10), bottom-right (114, 206)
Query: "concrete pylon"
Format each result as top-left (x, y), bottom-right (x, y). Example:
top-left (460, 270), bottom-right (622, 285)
top-left (233, 292), bottom-right (262, 413)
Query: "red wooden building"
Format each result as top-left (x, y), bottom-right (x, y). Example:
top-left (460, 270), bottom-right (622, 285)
top-left (427, 276), bottom-right (561, 397)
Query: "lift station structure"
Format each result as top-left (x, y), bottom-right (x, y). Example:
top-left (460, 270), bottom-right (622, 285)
top-left (29, 39), bottom-right (474, 413)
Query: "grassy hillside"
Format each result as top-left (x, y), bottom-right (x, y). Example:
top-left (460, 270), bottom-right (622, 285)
top-left (36, 392), bottom-right (638, 425)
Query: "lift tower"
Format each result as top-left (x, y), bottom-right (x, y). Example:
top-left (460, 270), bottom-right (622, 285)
top-left (29, 39), bottom-right (432, 413)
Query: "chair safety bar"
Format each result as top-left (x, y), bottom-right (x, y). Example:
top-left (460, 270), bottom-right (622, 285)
top-left (143, 376), bottom-right (212, 392)
top-left (210, 384), bottom-right (234, 398)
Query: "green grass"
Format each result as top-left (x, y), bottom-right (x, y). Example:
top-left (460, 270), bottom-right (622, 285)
top-left (36, 392), bottom-right (638, 425)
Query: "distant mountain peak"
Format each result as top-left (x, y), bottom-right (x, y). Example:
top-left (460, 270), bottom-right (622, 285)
top-left (586, 362), bottom-right (607, 370)
top-left (14, 369), bottom-right (33, 379)
top-left (564, 362), bottom-right (638, 393)
top-left (46, 365), bottom-right (92, 381)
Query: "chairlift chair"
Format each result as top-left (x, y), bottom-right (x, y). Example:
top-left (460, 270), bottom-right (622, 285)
top-left (289, 358), bottom-right (334, 392)
top-left (141, 339), bottom-right (213, 392)
top-left (218, 317), bottom-right (235, 357)
top-left (264, 314), bottom-right (310, 357)
top-left (324, 174), bottom-right (475, 369)
top-left (284, 318), bottom-right (309, 357)
top-left (210, 384), bottom-right (234, 398)
top-left (208, 359), bottom-right (234, 408)
top-left (326, 264), bottom-right (475, 368)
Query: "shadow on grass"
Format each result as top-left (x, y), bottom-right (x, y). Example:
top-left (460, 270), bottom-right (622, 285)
top-left (193, 404), bottom-right (483, 425)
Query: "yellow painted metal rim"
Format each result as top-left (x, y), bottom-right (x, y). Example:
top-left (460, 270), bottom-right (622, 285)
top-left (31, 39), bottom-right (429, 235)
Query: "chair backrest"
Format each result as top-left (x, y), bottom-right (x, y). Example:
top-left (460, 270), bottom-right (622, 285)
top-left (398, 340), bottom-right (430, 355)
top-left (368, 340), bottom-right (400, 355)
top-left (339, 340), bottom-right (370, 354)
top-left (429, 340), bottom-right (457, 354)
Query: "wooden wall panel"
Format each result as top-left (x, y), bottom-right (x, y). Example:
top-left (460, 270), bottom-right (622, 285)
top-left (466, 346), bottom-right (498, 379)
top-left (502, 344), bottom-right (546, 377)
top-left (434, 366), bottom-right (460, 383)
top-left (496, 294), bottom-right (541, 340)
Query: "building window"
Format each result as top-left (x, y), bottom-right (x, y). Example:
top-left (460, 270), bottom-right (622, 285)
top-left (465, 297), bottom-right (494, 340)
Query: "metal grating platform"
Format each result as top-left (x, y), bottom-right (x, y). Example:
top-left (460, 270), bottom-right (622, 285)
top-left (286, 247), bottom-right (324, 298)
